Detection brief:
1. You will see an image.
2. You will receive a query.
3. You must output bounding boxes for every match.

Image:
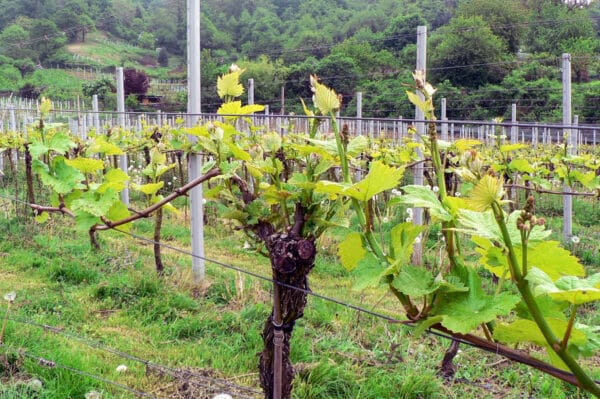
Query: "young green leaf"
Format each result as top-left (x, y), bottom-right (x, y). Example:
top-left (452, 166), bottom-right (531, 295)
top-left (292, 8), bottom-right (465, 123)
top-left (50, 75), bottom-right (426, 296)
top-left (338, 232), bottom-right (366, 271)
top-left (399, 185), bottom-right (452, 221)
top-left (526, 268), bottom-right (600, 305)
top-left (344, 161), bottom-right (404, 202)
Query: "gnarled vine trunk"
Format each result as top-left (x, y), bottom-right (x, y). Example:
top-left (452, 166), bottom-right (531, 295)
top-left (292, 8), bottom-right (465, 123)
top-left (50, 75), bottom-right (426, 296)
top-left (258, 232), bottom-right (316, 399)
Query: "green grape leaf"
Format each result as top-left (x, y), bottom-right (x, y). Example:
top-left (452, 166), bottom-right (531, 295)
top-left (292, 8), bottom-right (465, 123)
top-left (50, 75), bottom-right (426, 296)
top-left (527, 241), bottom-right (584, 280)
top-left (459, 210), bottom-right (551, 245)
top-left (86, 136), bottom-right (124, 156)
top-left (466, 174), bottom-right (505, 212)
top-left (226, 142), bottom-right (252, 162)
top-left (312, 76), bottom-right (340, 114)
top-left (344, 161), bottom-right (404, 202)
top-left (217, 101), bottom-right (265, 117)
top-left (347, 135), bottom-right (369, 157)
top-left (338, 232), bottom-right (366, 272)
top-left (458, 209), bottom-right (500, 240)
top-left (389, 222), bottom-right (424, 262)
top-left (472, 237), bottom-right (582, 281)
top-left (313, 158), bottom-right (335, 176)
top-left (303, 138), bottom-right (338, 157)
top-left (49, 132), bottom-right (76, 153)
top-left (219, 160), bottom-right (242, 178)
top-left (71, 189), bottom-right (119, 217)
top-left (351, 253), bottom-right (385, 291)
top-left (526, 268), bottom-right (600, 304)
top-left (515, 296), bottom-right (568, 321)
top-left (452, 139), bottom-right (482, 152)
top-left (98, 168), bottom-right (129, 193)
top-left (571, 170), bottom-right (597, 189)
top-left (106, 201), bottom-right (131, 231)
top-left (34, 212), bottom-right (49, 224)
top-left (29, 140), bottom-right (50, 159)
top-left (132, 182), bottom-right (164, 196)
top-left (392, 266), bottom-right (438, 297)
top-left (261, 132), bottom-right (282, 153)
top-left (314, 181), bottom-right (350, 199)
top-left (65, 157), bottom-right (105, 174)
top-left (472, 236), bottom-right (510, 278)
top-left (494, 318), bottom-right (587, 348)
top-left (435, 265), bottom-right (519, 334)
top-left (38, 157), bottom-right (85, 194)
top-left (500, 143), bottom-right (528, 152)
top-left (217, 70), bottom-right (244, 99)
top-left (75, 211), bottom-right (100, 231)
top-left (405, 91), bottom-right (431, 114)
top-left (509, 159), bottom-right (534, 174)
top-left (399, 185), bottom-right (452, 221)
top-left (201, 160), bottom-right (217, 174)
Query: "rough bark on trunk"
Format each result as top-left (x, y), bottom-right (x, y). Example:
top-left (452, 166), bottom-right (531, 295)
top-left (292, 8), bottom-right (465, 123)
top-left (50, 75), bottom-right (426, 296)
top-left (439, 340), bottom-right (460, 378)
top-left (258, 232), bottom-right (316, 399)
top-left (154, 207), bottom-right (164, 276)
top-left (24, 145), bottom-right (35, 208)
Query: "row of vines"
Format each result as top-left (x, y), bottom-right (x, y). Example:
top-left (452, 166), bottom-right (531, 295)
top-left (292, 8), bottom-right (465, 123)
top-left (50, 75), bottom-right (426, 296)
top-left (2, 66), bottom-right (600, 398)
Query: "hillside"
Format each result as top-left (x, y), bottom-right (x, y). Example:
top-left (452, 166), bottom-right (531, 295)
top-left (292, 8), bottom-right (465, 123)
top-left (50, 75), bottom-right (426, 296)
top-left (0, 0), bottom-right (598, 120)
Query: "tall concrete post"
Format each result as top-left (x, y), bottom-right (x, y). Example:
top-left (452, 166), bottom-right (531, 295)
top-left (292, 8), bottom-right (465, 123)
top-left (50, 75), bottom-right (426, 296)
top-left (187, 0), bottom-right (205, 284)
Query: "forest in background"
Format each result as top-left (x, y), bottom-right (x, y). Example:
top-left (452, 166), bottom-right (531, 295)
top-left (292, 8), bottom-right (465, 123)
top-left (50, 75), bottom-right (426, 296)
top-left (0, 0), bottom-right (599, 121)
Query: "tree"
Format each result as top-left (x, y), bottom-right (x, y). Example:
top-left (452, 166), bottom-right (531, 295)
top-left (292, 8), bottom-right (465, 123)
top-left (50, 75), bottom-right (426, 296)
top-left (380, 13), bottom-right (426, 52)
top-left (0, 24), bottom-right (33, 60)
top-left (138, 31), bottom-right (156, 50)
top-left (429, 16), bottom-right (509, 87)
top-left (242, 56), bottom-right (288, 112)
top-left (560, 37), bottom-right (599, 83)
top-left (157, 47), bottom-right (169, 67)
top-left (525, 0), bottom-right (596, 54)
top-left (316, 53), bottom-right (360, 99)
top-left (52, 0), bottom-right (94, 42)
top-left (123, 69), bottom-right (150, 97)
top-left (0, 64), bottom-right (22, 91)
top-left (82, 77), bottom-right (116, 108)
top-left (457, 0), bottom-right (527, 53)
top-left (29, 19), bottom-right (65, 62)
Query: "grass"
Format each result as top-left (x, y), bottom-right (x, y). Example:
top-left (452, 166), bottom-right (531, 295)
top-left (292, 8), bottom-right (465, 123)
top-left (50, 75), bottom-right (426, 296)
top-left (66, 31), bottom-right (183, 80)
top-left (0, 188), bottom-right (599, 398)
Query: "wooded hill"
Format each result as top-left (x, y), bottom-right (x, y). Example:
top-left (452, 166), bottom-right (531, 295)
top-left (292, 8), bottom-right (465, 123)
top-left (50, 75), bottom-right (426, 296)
top-left (0, 0), bottom-right (599, 121)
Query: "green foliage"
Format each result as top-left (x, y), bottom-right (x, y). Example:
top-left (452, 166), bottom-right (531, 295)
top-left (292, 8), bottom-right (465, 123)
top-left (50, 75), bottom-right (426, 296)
top-left (429, 16), bottom-right (509, 87)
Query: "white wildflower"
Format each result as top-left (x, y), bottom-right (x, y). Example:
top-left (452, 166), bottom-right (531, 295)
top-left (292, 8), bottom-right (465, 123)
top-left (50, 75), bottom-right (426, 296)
top-left (382, 217), bottom-right (389, 223)
top-left (28, 379), bottom-right (43, 391)
top-left (4, 291), bottom-right (16, 302)
top-left (571, 236), bottom-right (580, 244)
top-left (243, 241), bottom-right (252, 250)
top-left (455, 192), bottom-right (461, 197)
top-left (414, 235), bottom-right (422, 244)
top-left (85, 391), bottom-right (102, 399)
top-left (432, 186), bottom-right (439, 193)
top-left (116, 365), bottom-right (128, 373)
top-left (406, 217), bottom-right (413, 223)
top-left (425, 185), bottom-right (432, 190)
top-left (202, 198), bottom-right (207, 205)
top-left (406, 208), bottom-right (413, 215)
